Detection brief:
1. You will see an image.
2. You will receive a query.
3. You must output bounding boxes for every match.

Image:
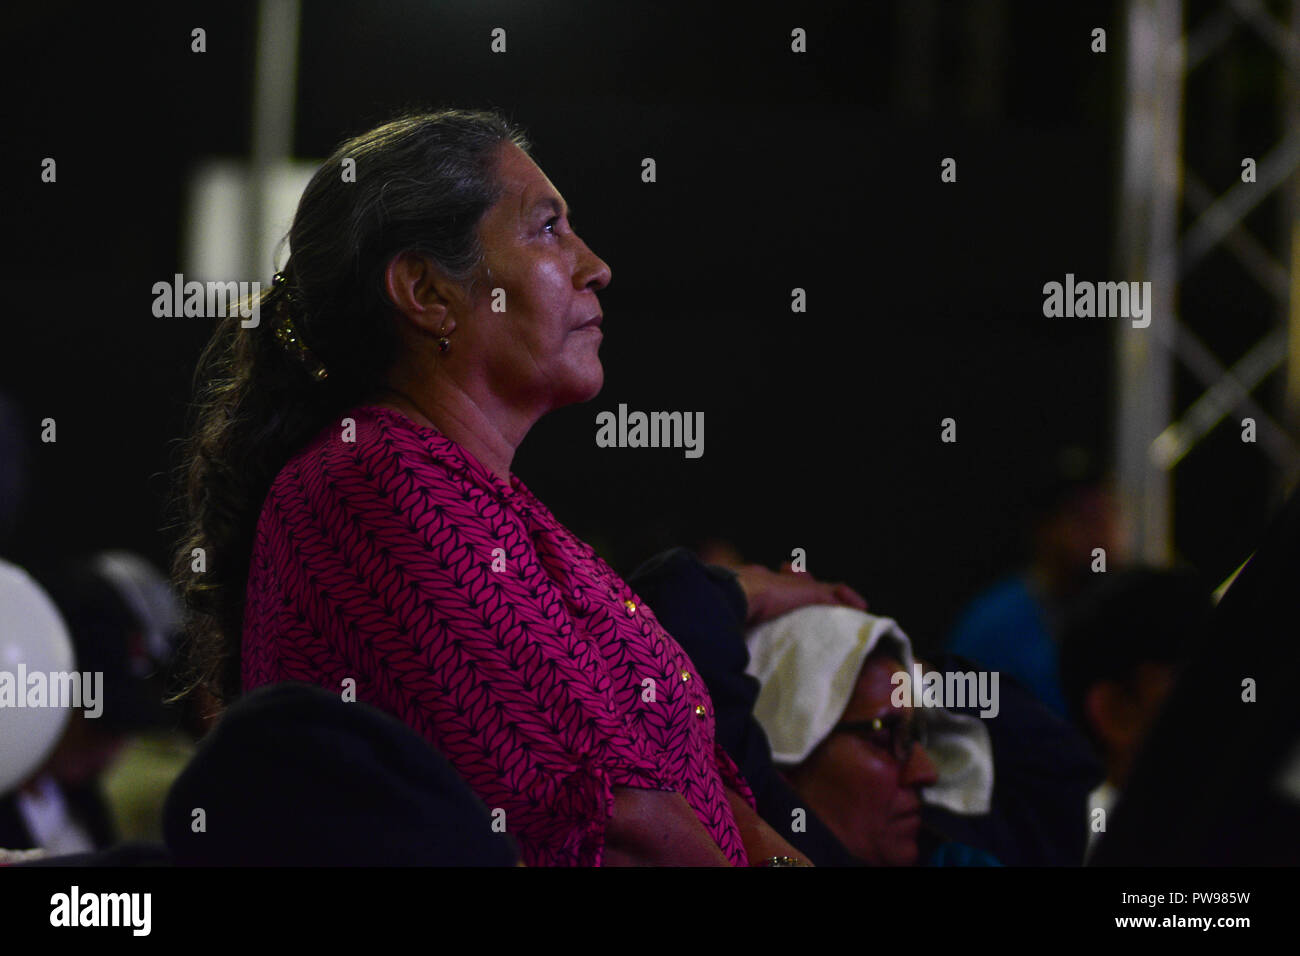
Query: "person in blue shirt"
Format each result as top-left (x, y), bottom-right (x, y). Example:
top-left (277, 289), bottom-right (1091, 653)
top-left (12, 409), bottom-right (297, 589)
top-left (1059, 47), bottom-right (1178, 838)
top-left (948, 448), bottom-right (1119, 721)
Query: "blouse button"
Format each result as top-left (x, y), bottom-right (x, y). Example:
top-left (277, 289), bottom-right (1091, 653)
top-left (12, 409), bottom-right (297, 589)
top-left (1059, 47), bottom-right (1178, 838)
top-left (680, 670), bottom-right (691, 683)
top-left (624, 599), bottom-right (637, 615)
top-left (694, 704), bottom-right (707, 718)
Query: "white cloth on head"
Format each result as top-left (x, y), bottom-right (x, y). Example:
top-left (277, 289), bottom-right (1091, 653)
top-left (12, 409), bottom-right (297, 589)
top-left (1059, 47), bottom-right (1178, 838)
top-left (745, 605), bottom-right (994, 815)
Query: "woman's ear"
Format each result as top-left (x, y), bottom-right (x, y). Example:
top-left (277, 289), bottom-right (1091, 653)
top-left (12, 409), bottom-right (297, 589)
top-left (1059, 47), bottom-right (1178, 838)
top-left (384, 252), bottom-right (451, 334)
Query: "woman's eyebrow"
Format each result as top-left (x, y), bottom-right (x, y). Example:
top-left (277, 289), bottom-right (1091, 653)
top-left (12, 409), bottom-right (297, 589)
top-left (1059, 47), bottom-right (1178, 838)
top-left (533, 196), bottom-right (572, 220)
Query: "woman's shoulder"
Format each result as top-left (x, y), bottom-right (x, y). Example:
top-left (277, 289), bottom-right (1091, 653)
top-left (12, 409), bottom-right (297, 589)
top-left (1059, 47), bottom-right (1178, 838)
top-left (270, 404), bottom-right (495, 502)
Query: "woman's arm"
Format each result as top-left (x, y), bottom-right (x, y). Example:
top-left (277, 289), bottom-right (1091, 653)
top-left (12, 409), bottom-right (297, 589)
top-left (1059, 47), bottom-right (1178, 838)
top-left (732, 563), bottom-right (868, 626)
top-left (725, 786), bottom-right (815, 865)
top-left (603, 787), bottom-right (732, 866)
top-left (626, 549), bottom-right (865, 866)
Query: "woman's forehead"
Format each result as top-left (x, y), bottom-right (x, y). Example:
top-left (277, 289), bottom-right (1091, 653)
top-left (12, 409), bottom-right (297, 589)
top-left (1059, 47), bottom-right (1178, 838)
top-left (844, 655), bottom-right (905, 718)
top-left (496, 143), bottom-right (564, 213)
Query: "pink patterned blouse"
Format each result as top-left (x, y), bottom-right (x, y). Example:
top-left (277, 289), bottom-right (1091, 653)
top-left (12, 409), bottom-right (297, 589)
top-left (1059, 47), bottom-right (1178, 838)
top-left (241, 404), bottom-right (753, 865)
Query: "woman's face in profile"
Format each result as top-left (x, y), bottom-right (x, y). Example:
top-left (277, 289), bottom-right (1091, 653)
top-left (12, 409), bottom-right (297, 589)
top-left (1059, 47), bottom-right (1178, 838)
top-left (459, 141), bottom-right (612, 413)
top-left (787, 655), bottom-right (940, 865)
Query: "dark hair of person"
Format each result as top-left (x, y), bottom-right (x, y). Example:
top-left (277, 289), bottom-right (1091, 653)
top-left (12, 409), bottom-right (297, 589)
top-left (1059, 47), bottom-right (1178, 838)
top-left (1026, 445), bottom-right (1108, 526)
top-left (1059, 566), bottom-right (1213, 747)
top-left (167, 108), bottom-right (531, 710)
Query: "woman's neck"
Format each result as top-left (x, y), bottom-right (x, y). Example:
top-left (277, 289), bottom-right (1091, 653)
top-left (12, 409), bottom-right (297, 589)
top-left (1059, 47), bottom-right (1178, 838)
top-left (370, 379), bottom-right (529, 484)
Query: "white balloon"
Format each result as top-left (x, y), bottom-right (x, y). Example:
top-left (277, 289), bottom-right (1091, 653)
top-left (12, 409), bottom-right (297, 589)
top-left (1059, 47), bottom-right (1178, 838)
top-left (0, 559), bottom-right (75, 794)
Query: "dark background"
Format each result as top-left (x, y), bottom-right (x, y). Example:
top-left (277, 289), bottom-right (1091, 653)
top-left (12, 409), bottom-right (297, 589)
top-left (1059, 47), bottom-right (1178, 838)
top-left (5, 0), bottom-right (1289, 651)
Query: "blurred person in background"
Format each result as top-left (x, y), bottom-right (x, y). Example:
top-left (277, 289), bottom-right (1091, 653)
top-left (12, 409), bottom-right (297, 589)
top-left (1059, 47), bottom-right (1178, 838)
top-left (1090, 485), bottom-right (1300, 865)
top-left (946, 446), bottom-right (1121, 719)
top-left (0, 557), bottom-right (75, 860)
top-left (163, 682), bottom-right (520, 866)
top-left (630, 549), bottom-right (1100, 866)
top-left (1059, 566), bottom-right (1212, 859)
top-left (90, 550), bottom-right (194, 843)
top-left (0, 552), bottom-right (185, 853)
top-left (746, 605), bottom-right (1000, 866)
top-left (779, 642), bottom-right (945, 865)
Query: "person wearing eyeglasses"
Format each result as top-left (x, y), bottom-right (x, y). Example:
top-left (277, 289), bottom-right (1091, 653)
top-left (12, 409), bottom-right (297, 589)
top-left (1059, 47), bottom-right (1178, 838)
top-left (783, 650), bottom-right (940, 865)
top-left (745, 606), bottom-right (999, 866)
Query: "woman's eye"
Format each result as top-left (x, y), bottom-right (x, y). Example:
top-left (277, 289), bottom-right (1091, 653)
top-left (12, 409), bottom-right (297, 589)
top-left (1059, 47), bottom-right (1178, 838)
top-left (543, 217), bottom-right (559, 235)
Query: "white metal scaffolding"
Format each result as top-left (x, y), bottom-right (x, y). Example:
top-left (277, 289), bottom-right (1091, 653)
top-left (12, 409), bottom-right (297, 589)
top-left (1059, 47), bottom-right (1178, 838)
top-left (1118, 0), bottom-right (1300, 564)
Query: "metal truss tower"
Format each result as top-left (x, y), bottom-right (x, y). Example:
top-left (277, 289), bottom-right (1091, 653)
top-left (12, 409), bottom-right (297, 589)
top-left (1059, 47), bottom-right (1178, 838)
top-left (1118, 0), bottom-right (1300, 564)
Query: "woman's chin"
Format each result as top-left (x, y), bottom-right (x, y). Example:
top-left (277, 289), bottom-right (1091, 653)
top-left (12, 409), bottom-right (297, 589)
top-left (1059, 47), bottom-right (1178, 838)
top-left (574, 364), bottom-right (605, 402)
top-left (552, 367), bottom-right (604, 408)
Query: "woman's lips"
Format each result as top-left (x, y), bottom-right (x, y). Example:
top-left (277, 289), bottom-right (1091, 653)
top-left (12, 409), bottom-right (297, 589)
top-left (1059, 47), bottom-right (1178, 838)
top-left (895, 801), bottom-right (923, 824)
top-left (894, 812), bottom-right (922, 834)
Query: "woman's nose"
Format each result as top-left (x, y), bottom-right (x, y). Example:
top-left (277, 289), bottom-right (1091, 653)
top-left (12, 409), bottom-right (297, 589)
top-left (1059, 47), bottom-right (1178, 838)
top-left (577, 239), bottom-right (611, 292)
top-left (901, 743), bottom-right (940, 787)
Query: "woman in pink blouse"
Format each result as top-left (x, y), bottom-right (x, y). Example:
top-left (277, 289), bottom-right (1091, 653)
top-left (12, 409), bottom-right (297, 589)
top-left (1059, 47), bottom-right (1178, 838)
top-left (173, 110), bottom-right (864, 865)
